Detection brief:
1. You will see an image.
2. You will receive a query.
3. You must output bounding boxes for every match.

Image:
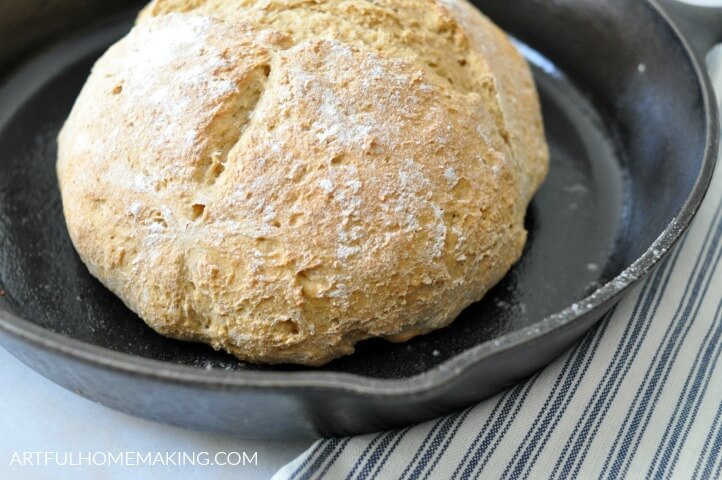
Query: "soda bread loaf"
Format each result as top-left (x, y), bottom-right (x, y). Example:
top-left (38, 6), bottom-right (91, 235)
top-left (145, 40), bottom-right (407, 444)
top-left (57, 0), bottom-right (548, 365)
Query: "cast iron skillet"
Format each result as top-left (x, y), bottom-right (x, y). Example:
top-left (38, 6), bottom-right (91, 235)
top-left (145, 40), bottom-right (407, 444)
top-left (0, 0), bottom-right (720, 438)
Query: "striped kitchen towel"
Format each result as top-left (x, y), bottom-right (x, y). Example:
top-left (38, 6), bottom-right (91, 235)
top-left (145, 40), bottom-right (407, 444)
top-left (273, 48), bottom-right (722, 480)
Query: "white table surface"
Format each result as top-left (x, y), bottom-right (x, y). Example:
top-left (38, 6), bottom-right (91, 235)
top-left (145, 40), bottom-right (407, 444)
top-left (0, 346), bottom-right (313, 479)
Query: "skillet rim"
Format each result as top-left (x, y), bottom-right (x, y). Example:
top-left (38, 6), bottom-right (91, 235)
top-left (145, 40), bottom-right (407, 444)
top-left (0, 0), bottom-right (718, 397)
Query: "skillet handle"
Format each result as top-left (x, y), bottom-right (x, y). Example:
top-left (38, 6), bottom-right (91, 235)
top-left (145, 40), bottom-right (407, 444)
top-left (655, 0), bottom-right (722, 59)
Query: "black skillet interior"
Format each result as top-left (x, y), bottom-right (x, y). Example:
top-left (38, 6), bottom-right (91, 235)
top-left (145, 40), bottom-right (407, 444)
top-left (0, 0), bottom-right (707, 379)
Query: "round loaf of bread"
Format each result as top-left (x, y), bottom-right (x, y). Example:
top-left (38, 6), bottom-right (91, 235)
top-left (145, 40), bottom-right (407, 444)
top-left (57, 0), bottom-right (548, 365)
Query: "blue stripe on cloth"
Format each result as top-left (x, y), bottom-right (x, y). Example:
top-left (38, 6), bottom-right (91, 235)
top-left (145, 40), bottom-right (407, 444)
top-left (287, 440), bottom-right (328, 480)
top-left (359, 427), bottom-right (411, 480)
top-left (601, 201), bottom-right (722, 479)
top-left (448, 385), bottom-right (515, 479)
top-left (343, 431), bottom-right (387, 480)
top-left (420, 408), bottom-right (474, 480)
top-left (395, 412), bottom-right (448, 480)
top-left (456, 309), bottom-right (618, 480)
top-left (692, 355), bottom-right (722, 480)
top-left (659, 296), bottom-right (722, 476)
top-left (404, 410), bottom-right (465, 480)
top-left (313, 438), bottom-right (352, 479)
top-left (550, 238), bottom-right (686, 479)
top-left (287, 441), bottom-right (324, 479)
top-left (366, 427), bottom-right (412, 479)
top-left (291, 439), bottom-right (343, 480)
top-left (649, 258), bottom-right (722, 478)
top-left (456, 374), bottom-right (541, 479)
top-left (499, 314), bottom-right (610, 480)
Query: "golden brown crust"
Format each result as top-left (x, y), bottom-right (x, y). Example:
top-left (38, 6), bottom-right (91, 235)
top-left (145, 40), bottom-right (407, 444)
top-left (57, 0), bottom-right (548, 365)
